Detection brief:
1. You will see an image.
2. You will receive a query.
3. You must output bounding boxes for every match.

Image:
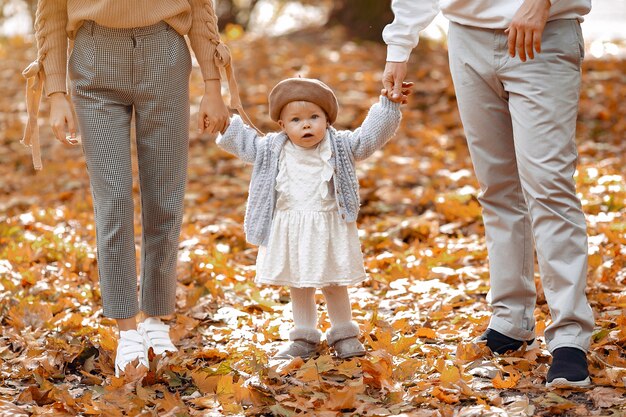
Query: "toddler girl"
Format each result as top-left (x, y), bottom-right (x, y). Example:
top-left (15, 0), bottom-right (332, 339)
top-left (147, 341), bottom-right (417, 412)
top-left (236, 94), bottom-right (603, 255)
top-left (217, 78), bottom-right (408, 359)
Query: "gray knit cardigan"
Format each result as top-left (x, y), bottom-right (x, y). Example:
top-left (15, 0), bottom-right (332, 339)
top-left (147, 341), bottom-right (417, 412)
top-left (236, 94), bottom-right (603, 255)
top-left (216, 96), bottom-right (401, 246)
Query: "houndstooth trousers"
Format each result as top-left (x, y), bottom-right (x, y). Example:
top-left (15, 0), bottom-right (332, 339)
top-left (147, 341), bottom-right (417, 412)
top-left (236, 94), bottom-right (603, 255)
top-left (69, 21), bottom-right (191, 319)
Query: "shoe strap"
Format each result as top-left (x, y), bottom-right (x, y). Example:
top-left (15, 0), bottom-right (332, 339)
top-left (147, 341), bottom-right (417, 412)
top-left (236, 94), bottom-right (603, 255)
top-left (118, 331), bottom-right (146, 359)
top-left (142, 320), bottom-right (175, 348)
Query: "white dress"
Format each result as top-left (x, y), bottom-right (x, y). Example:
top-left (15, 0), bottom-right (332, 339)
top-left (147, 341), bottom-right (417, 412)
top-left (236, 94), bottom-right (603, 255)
top-left (255, 136), bottom-right (367, 288)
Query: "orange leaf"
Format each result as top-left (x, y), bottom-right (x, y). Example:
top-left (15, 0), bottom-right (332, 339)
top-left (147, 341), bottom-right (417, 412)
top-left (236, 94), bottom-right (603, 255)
top-left (326, 385), bottom-right (364, 411)
top-left (431, 386), bottom-right (459, 404)
top-left (492, 370), bottom-right (521, 389)
top-left (415, 327), bottom-right (437, 339)
top-left (191, 371), bottom-right (220, 394)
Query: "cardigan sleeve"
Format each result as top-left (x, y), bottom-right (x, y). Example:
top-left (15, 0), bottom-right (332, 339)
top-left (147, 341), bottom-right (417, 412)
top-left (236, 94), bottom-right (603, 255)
top-left (216, 115), bottom-right (262, 164)
top-left (35, 0), bottom-right (69, 95)
top-left (341, 96), bottom-right (402, 162)
top-left (187, 0), bottom-right (222, 81)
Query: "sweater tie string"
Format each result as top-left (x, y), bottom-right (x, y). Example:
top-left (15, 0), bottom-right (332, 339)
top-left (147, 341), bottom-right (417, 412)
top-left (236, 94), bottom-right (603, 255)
top-left (22, 60), bottom-right (44, 171)
top-left (213, 42), bottom-right (264, 136)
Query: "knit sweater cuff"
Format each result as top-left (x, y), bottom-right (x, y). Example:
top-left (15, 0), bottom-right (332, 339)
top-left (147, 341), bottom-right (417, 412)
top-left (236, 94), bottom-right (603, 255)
top-left (379, 95), bottom-right (401, 111)
top-left (217, 114), bottom-right (244, 145)
top-left (196, 42), bottom-right (221, 81)
top-left (45, 73), bottom-right (67, 96)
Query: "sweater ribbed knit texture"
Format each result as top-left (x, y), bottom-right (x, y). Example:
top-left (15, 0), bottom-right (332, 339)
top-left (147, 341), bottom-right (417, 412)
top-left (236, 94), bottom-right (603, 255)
top-left (216, 96), bottom-right (402, 246)
top-left (34, 0), bottom-right (222, 96)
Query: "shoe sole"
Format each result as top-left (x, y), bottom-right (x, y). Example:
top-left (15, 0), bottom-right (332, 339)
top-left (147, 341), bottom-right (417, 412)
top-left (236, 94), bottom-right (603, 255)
top-left (271, 355), bottom-right (316, 361)
top-left (336, 350), bottom-right (366, 359)
top-left (491, 339), bottom-right (539, 356)
top-left (546, 377), bottom-right (592, 389)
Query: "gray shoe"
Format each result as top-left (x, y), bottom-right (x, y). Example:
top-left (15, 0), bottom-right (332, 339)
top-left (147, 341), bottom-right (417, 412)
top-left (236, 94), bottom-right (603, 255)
top-left (327, 322), bottom-right (366, 359)
top-left (272, 328), bottom-right (322, 360)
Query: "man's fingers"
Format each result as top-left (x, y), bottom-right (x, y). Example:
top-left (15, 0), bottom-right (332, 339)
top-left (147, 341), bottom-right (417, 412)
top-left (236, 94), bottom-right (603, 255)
top-left (516, 29), bottom-right (526, 62)
top-left (382, 76), bottom-right (394, 97)
top-left (525, 29), bottom-right (534, 60)
top-left (507, 27), bottom-right (517, 57)
top-left (392, 75), bottom-right (403, 99)
top-left (533, 30), bottom-right (543, 54)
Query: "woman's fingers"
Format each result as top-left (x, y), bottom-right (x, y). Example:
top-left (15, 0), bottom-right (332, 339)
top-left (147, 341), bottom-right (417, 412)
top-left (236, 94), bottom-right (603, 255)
top-left (51, 122), bottom-right (65, 144)
top-left (197, 110), bottom-right (207, 133)
top-left (204, 116), bottom-right (216, 134)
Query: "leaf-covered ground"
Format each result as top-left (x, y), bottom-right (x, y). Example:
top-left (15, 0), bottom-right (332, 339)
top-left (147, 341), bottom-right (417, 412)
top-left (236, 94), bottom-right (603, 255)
top-left (0, 28), bottom-right (625, 416)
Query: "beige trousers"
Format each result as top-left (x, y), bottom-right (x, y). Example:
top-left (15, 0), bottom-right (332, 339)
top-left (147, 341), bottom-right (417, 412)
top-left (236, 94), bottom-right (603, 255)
top-left (447, 19), bottom-right (594, 352)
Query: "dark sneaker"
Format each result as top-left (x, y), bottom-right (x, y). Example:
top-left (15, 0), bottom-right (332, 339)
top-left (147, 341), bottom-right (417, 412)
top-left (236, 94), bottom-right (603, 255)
top-left (475, 328), bottom-right (537, 355)
top-left (546, 347), bottom-right (591, 389)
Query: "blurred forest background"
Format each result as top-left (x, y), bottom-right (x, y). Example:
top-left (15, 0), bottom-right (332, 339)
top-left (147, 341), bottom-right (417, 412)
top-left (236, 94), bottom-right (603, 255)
top-left (0, 1), bottom-right (625, 416)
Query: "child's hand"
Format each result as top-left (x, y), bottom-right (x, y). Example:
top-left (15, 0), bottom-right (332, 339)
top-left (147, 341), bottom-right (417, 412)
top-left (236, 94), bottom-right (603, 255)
top-left (381, 81), bottom-right (413, 104)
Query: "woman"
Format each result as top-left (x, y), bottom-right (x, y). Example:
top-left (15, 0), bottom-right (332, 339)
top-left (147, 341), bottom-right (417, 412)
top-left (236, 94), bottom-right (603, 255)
top-left (23, 0), bottom-right (233, 376)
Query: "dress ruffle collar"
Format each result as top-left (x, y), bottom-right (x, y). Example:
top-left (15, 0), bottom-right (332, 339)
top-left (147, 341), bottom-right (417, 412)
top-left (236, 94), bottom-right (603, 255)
top-left (319, 131), bottom-right (334, 200)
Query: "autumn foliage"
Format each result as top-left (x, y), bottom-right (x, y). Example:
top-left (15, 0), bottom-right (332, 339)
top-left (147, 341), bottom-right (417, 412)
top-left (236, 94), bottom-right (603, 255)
top-left (0, 27), bottom-right (625, 416)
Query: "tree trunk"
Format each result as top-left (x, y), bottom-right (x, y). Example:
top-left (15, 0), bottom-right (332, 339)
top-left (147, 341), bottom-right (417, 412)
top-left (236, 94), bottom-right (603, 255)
top-left (216, 0), bottom-right (262, 31)
top-left (327, 0), bottom-right (393, 41)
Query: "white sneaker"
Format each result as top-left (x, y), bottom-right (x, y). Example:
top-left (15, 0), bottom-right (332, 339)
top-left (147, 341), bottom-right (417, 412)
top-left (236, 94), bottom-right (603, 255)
top-left (138, 317), bottom-right (177, 355)
top-left (115, 330), bottom-right (148, 377)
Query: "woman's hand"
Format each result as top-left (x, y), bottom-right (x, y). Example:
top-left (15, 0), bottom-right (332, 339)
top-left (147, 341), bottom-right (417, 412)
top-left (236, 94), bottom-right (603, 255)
top-left (198, 80), bottom-right (230, 134)
top-left (49, 92), bottom-right (79, 145)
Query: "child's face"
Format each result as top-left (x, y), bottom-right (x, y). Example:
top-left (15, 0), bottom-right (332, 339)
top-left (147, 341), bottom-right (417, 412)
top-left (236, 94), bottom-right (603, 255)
top-left (278, 101), bottom-right (328, 148)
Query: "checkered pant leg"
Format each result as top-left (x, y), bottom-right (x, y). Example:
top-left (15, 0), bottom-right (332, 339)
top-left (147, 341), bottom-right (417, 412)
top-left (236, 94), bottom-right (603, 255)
top-left (69, 21), bottom-right (191, 319)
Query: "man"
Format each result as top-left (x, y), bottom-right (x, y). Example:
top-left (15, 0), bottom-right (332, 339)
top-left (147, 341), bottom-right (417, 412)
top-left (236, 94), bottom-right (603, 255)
top-left (382, 0), bottom-right (594, 388)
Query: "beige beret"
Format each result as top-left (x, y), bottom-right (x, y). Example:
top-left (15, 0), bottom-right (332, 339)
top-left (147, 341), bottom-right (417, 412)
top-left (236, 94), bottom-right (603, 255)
top-left (268, 78), bottom-right (339, 124)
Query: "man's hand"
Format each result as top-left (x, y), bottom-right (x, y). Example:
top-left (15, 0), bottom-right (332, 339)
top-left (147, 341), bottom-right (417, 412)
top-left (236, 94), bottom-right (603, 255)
top-left (506, 0), bottom-right (551, 62)
top-left (383, 61), bottom-right (408, 103)
top-left (49, 92), bottom-right (79, 145)
top-left (198, 80), bottom-right (230, 134)
top-left (381, 81), bottom-right (414, 104)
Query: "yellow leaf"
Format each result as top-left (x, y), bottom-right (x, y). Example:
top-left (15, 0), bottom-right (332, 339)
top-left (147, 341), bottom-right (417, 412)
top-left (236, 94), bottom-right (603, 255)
top-left (440, 365), bottom-right (461, 385)
top-left (393, 335), bottom-right (417, 355)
